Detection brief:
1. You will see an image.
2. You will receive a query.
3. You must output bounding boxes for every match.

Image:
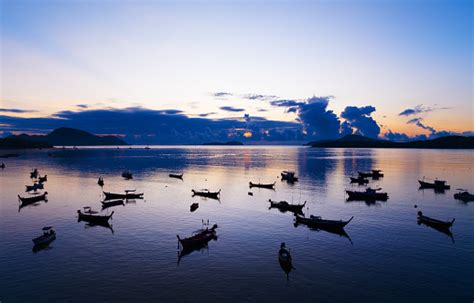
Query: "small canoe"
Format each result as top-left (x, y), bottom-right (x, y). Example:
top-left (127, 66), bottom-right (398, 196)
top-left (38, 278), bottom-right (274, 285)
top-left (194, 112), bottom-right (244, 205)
top-left (350, 177), bottom-right (369, 184)
top-left (32, 227), bottom-right (56, 246)
top-left (278, 242), bottom-right (294, 279)
top-left (77, 208), bottom-right (114, 224)
top-left (249, 181), bottom-right (275, 189)
top-left (18, 192), bottom-right (48, 204)
top-left (177, 224), bottom-right (218, 249)
top-left (417, 211), bottom-right (454, 229)
top-left (103, 191), bottom-right (143, 200)
top-left (192, 189), bottom-right (221, 199)
top-left (295, 214), bottom-right (353, 228)
top-left (418, 179), bottom-right (450, 190)
top-left (122, 171), bottom-right (133, 179)
top-left (346, 188), bottom-right (388, 201)
top-left (281, 171), bottom-right (298, 182)
top-left (25, 183), bottom-right (44, 192)
top-left (190, 203), bottom-right (199, 212)
top-left (169, 173), bottom-right (183, 179)
top-left (454, 191), bottom-right (474, 202)
top-left (268, 199), bottom-right (306, 213)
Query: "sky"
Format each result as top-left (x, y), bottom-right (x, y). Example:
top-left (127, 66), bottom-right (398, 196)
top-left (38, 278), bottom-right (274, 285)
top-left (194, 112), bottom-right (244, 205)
top-left (0, 0), bottom-right (472, 144)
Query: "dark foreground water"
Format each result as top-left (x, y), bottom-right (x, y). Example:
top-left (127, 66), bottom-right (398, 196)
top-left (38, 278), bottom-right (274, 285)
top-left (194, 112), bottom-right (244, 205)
top-left (0, 146), bottom-right (473, 302)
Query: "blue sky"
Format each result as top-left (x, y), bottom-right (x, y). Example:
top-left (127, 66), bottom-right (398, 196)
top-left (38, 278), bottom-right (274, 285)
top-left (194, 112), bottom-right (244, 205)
top-left (0, 0), bottom-right (472, 143)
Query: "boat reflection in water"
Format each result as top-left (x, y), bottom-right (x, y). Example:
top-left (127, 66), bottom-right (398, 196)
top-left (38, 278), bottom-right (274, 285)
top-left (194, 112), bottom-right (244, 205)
top-left (83, 221), bottom-right (115, 234)
top-left (294, 218), bottom-right (353, 244)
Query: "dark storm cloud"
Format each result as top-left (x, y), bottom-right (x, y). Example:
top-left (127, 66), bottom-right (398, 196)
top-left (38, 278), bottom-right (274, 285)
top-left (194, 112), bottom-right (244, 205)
top-left (0, 108), bottom-right (37, 113)
top-left (340, 105), bottom-right (380, 138)
top-left (1, 107), bottom-right (302, 144)
top-left (220, 106), bottom-right (245, 112)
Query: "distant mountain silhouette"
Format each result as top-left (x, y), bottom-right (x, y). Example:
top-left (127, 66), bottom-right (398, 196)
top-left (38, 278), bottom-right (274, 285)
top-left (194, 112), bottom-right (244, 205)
top-left (202, 141), bottom-right (244, 146)
top-left (0, 127), bottom-right (127, 148)
top-left (309, 134), bottom-right (474, 149)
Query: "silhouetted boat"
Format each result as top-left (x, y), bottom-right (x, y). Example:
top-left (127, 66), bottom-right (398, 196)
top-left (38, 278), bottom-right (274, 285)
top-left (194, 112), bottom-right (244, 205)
top-left (268, 199), bottom-right (306, 214)
top-left (358, 171), bottom-right (372, 178)
top-left (101, 199), bottom-right (124, 209)
top-left (454, 190), bottom-right (474, 202)
top-left (177, 223), bottom-right (218, 249)
top-left (278, 242), bottom-right (294, 280)
top-left (77, 207), bottom-right (114, 224)
top-left (169, 173), bottom-right (183, 179)
top-left (122, 171), bottom-right (133, 179)
top-left (192, 189), bottom-right (221, 199)
top-left (18, 192), bottom-right (48, 204)
top-left (98, 177), bottom-right (104, 187)
top-left (417, 211), bottom-right (454, 229)
top-left (249, 181), bottom-right (275, 189)
top-left (350, 176), bottom-right (369, 184)
top-left (32, 226), bottom-right (56, 246)
top-left (145, 146), bottom-right (151, 149)
top-left (30, 169), bottom-right (39, 178)
top-left (103, 190), bottom-right (143, 200)
top-left (371, 170), bottom-right (384, 178)
top-left (346, 188), bottom-right (388, 201)
top-left (418, 179), bottom-right (450, 190)
top-left (25, 183), bottom-right (44, 192)
top-left (281, 171), bottom-right (298, 182)
top-left (38, 175), bottom-right (47, 183)
top-left (295, 214), bottom-right (353, 228)
top-left (294, 220), bottom-right (353, 243)
top-left (190, 203), bottom-right (199, 212)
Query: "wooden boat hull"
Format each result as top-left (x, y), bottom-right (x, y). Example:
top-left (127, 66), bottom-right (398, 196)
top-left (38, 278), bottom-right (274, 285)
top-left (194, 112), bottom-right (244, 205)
top-left (18, 192), bottom-right (48, 204)
top-left (269, 200), bottom-right (305, 213)
top-left (169, 174), bottom-right (183, 179)
top-left (191, 190), bottom-right (220, 199)
top-left (454, 192), bottom-right (474, 202)
top-left (78, 210), bottom-right (114, 224)
top-left (418, 180), bottom-right (450, 190)
top-left (177, 225), bottom-right (218, 249)
top-left (103, 191), bottom-right (143, 200)
top-left (249, 182), bottom-right (275, 189)
top-left (346, 190), bottom-right (388, 201)
top-left (295, 215), bottom-right (353, 228)
top-left (418, 213), bottom-right (454, 229)
top-left (32, 233), bottom-right (56, 246)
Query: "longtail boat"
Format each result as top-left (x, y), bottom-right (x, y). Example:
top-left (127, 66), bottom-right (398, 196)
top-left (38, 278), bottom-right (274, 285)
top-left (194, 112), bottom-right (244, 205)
top-left (346, 188), bottom-right (388, 201)
top-left (278, 242), bottom-right (294, 280)
top-left (281, 171), bottom-right (298, 183)
top-left (268, 199), bottom-right (306, 214)
top-left (103, 190), bottom-right (143, 200)
top-left (350, 176), bottom-right (369, 184)
top-left (177, 223), bottom-right (218, 249)
top-left (169, 173), bottom-right (183, 179)
top-left (25, 183), bottom-right (44, 192)
top-left (32, 226), bottom-right (56, 246)
top-left (454, 190), bottom-right (474, 202)
top-left (191, 189), bottom-right (221, 199)
top-left (417, 211), bottom-right (455, 229)
top-left (77, 207), bottom-right (114, 224)
top-left (418, 179), bottom-right (450, 190)
top-left (295, 214), bottom-right (353, 229)
top-left (18, 192), bottom-right (48, 204)
top-left (249, 181), bottom-right (275, 189)
top-left (121, 171), bottom-right (133, 180)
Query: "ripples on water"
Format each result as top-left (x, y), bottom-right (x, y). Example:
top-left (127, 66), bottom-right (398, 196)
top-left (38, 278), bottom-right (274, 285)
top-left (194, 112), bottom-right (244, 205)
top-left (0, 146), bottom-right (473, 302)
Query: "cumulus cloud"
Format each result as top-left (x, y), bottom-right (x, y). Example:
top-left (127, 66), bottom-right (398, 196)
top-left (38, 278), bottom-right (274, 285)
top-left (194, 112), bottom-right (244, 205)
top-left (220, 106), bottom-right (245, 112)
top-left (0, 108), bottom-right (37, 113)
top-left (340, 106), bottom-right (380, 138)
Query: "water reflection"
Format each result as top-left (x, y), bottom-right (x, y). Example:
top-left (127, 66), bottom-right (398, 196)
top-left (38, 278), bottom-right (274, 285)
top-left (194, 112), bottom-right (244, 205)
top-left (294, 222), bottom-right (353, 244)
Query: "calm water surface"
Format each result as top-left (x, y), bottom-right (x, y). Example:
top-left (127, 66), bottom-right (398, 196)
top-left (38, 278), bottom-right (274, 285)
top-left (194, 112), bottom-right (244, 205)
top-left (0, 146), bottom-right (473, 302)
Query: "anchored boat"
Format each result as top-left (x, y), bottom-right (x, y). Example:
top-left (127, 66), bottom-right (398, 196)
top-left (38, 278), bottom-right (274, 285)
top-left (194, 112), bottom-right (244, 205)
top-left (32, 226), bottom-right (56, 246)
top-left (249, 181), bottom-right (275, 189)
top-left (268, 199), bottom-right (306, 214)
top-left (346, 188), bottom-right (388, 201)
top-left (278, 242), bottom-right (294, 280)
top-left (191, 189), bottom-right (221, 199)
top-left (295, 214), bottom-right (353, 229)
top-left (18, 192), bottom-right (48, 204)
top-left (418, 178), bottom-right (450, 190)
top-left (103, 190), bottom-right (143, 200)
top-left (417, 211), bottom-right (455, 229)
top-left (281, 171), bottom-right (298, 183)
top-left (454, 190), bottom-right (474, 202)
top-left (77, 207), bottom-right (114, 224)
top-left (177, 223), bottom-right (218, 250)
top-left (169, 173), bottom-right (183, 179)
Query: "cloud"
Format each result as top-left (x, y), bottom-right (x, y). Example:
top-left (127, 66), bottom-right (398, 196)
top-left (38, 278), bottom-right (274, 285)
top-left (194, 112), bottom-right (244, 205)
top-left (220, 106), bottom-right (245, 112)
top-left (212, 92), bottom-right (232, 98)
top-left (0, 108), bottom-right (37, 113)
top-left (340, 105), bottom-right (380, 138)
top-left (407, 117), bottom-right (436, 133)
top-left (399, 104), bottom-right (451, 116)
top-left (0, 107), bottom-right (302, 144)
top-left (270, 99), bottom-right (305, 111)
top-left (294, 96), bottom-right (341, 140)
top-left (198, 112), bottom-right (217, 117)
top-left (242, 94), bottom-right (278, 101)
top-left (76, 104), bottom-right (89, 109)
